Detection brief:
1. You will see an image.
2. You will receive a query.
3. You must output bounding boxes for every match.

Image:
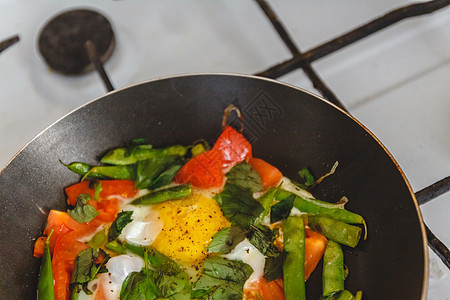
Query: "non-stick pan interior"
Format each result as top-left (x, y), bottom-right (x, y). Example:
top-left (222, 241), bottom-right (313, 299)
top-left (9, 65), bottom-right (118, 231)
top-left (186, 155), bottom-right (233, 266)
top-left (0, 74), bottom-right (427, 299)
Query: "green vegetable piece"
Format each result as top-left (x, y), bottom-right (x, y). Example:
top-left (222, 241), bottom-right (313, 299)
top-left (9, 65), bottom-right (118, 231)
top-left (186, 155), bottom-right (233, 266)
top-left (191, 143), bottom-right (207, 156)
top-left (323, 241), bottom-right (345, 296)
top-left (253, 187), bottom-right (278, 225)
top-left (247, 224), bottom-right (279, 257)
top-left (276, 189), bottom-right (365, 226)
top-left (67, 194), bottom-right (99, 223)
top-left (93, 181), bottom-right (102, 200)
top-left (124, 243), bottom-right (181, 274)
top-left (87, 229), bottom-right (107, 248)
top-left (120, 270), bottom-right (159, 300)
top-left (108, 211), bottom-right (133, 241)
top-left (193, 274), bottom-right (243, 300)
top-left (101, 148), bottom-right (139, 165)
top-left (37, 231), bottom-right (54, 300)
top-left (71, 248), bottom-right (109, 297)
top-left (89, 165), bottom-right (135, 180)
top-left (150, 164), bottom-right (182, 189)
top-left (355, 291), bottom-right (363, 300)
top-left (225, 162), bottom-right (263, 193)
top-left (131, 184), bottom-right (192, 206)
top-left (298, 167), bottom-right (315, 189)
top-left (157, 271), bottom-right (191, 298)
top-left (61, 161), bottom-right (105, 179)
top-left (270, 194), bottom-right (295, 223)
top-left (133, 145), bottom-right (189, 161)
top-left (215, 183), bottom-right (264, 228)
top-left (264, 252), bottom-right (286, 283)
top-left (135, 155), bottom-right (182, 189)
top-left (202, 256), bottom-right (253, 286)
top-left (105, 240), bottom-right (127, 254)
top-left (282, 216), bottom-right (306, 300)
top-left (308, 216), bottom-right (362, 248)
top-left (207, 227), bottom-right (247, 254)
top-left (319, 290), bottom-right (358, 300)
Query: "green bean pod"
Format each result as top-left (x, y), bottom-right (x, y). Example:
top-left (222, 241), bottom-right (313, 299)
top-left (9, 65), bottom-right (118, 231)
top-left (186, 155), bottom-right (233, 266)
top-left (37, 232), bottom-right (54, 300)
top-left (275, 189), bottom-right (364, 225)
top-left (323, 241), bottom-right (345, 296)
top-left (131, 184), bottom-right (192, 205)
top-left (282, 216), bottom-right (306, 300)
top-left (308, 216), bottom-right (362, 248)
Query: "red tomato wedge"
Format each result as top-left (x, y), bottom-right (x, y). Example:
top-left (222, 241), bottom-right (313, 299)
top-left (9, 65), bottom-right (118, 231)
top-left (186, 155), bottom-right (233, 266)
top-left (304, 227), bottom-right (328, 280)
top-left (244, 277), bottom-right (286, 300)
top-left (249, 157), bottom-right (283, 190)
top-left (212, 125), bottom-right (252, 167)
top-left (175, 148), bottom-right (224, 188)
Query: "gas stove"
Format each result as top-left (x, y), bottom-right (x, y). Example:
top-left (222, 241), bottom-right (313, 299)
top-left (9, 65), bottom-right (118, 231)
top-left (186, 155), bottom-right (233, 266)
top-left (1, 0), bottom-right (449, 298)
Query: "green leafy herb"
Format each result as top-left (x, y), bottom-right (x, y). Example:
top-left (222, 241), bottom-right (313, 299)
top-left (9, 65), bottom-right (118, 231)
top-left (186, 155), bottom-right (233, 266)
top-left (248, 224), bottom-right (279, 257)
top-left (120, 270), bottom-right (159, 300)
top-left (264, 252), bottom-right (286, 282)
top-left (67, 194), bottom-right (99, 223)
top-left (270, 194), bottom-right (295, 223)
top-left (202, 256), bottom-right (253, 286)
top-left (135, 155), bottom-right (181, 189)
top-left (215, 184), bottom-right (264, 228)
top-left (108, 211), bottom-right (133, 241)
top-left (150, 164), bottom-right (183, 189)
top-left (193, 257), bottom-right (253, 299)
top-left (207, 227), bottom-right (248, 254)
top-left (224, 162), bottom-right (263, 193)
top-left (70, 248), bottom-right (109, 297)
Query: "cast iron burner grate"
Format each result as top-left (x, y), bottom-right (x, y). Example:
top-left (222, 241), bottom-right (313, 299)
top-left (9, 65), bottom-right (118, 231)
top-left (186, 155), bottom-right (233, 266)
top-left (1, 0), bottom-right (449, 270)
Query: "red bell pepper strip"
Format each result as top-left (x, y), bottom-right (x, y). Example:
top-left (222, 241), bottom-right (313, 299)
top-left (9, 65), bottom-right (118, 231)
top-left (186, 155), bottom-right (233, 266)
top-left (212, 126), bottom-right (252, 167)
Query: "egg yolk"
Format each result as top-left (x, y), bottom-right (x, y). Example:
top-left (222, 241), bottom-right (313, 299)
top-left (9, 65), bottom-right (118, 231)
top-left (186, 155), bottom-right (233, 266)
top-left (150, 190), bottom-right (230, 268)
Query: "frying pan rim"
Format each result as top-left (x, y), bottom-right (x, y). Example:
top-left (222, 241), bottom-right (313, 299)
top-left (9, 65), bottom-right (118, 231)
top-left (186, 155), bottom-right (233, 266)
top-left (0, 72), bottom-right (429, 298)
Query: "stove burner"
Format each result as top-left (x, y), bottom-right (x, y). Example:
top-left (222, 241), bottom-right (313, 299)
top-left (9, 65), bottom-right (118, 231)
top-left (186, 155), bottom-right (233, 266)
top-left (38, 9), bottom-right (115, 75)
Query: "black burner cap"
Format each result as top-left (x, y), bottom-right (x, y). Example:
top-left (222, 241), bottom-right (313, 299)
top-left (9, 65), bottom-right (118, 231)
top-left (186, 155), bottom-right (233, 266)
top-left (38, 9), bottom-right (115, 75)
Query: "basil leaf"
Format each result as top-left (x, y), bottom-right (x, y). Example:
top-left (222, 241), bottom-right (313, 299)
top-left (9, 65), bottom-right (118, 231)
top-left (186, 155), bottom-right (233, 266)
top-left (193, 275), bottom-right (242, 300)
top-left (67, 194), bottom-right (99, 223)
top-left (207, 227), bottom-right (247, 254)
top-left (156, 271), bottom-right (190, 298)
top-left (215, 184), bottom-right (264, 228)
top-left (135, 155), bottom-right (181, 189)
top-left (263, 252), bottom-right (286, 282)
top-left (150, 164), bottom-right (182, 189)
top-left (270, 194), bottom-right (295, 223)
top-left (70, 248), bottom-right (110, 297)
top-left (120, 270), bottom-right (159, 300)
top-left (108, 211), bottom-right (133, 241)
top-left (247, 224), bottom-right (279, 257)
top-left (202, 256), bottom-right (253, 286)
top-left (225, 162), bottom-right (263, 193)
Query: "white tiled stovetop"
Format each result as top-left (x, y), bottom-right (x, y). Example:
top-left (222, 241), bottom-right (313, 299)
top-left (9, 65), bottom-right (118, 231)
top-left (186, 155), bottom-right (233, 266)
top-left (1, 0), bottom-right (449, 298)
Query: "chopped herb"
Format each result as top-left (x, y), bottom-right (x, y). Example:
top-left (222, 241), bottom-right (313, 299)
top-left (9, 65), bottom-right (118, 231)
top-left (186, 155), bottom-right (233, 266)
top-left (67, 194), bottom-right (99, 223)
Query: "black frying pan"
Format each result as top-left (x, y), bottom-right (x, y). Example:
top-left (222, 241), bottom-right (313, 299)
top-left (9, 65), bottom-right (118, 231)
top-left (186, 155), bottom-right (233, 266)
top-left (0, 74), bottom-right (428, 299)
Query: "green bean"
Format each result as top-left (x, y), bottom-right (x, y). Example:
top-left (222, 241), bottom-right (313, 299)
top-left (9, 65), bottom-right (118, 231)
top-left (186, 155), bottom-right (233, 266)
top-left (88, 165), bottom-right (135, 180)
top-left (355, 291), bottom-right (363, 300)
top-left (61, 161), bottom-right (105, 178)
top-left (308, 216), bottom-right (362, 248)
top-left (282, 216), bottom-right (306, 300)
top-left (105, 240), bottom-right (126, 254)
top-left (323, 241), bottom-right (345, 296)
top-left (131, 184), bottom-right (192, 205)
top-left (276, 189), bottom-right (364, 225)
top-left (37, 231), bottom-right (54, 300)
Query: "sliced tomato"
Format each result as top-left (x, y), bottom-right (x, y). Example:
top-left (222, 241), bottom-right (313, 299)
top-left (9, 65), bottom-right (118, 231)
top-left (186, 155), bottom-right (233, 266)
top-left (175, 148), bottom-right (224, 188)
top-left (304, 227), bottom-right (328, 280)
top-left (212, 126), bottom-right (252, 167)
top-left (259, 277), bottom-right (286, 300)
top-left (52, 230), bottom-right (92, 300)
top-left (249, 157), bottom-right (283, 190)
top-left (244, 277), bottom-right (285, 300)
top-left (65, 180), bottom-right (137, 206)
